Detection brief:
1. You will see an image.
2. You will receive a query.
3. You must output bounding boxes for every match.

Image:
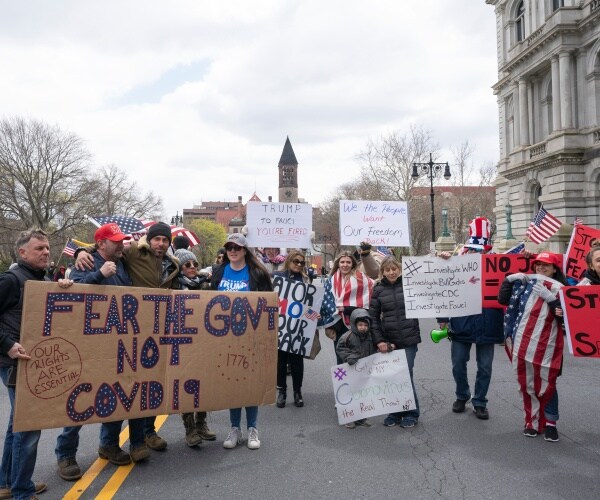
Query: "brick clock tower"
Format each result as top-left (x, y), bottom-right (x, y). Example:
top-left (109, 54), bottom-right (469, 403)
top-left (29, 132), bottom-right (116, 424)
top-left (278, 136), bottom-right (298, 203)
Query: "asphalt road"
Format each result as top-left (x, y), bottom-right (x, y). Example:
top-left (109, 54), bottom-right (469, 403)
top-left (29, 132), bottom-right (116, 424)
top-left (2, 318), bottom-right (600, 499)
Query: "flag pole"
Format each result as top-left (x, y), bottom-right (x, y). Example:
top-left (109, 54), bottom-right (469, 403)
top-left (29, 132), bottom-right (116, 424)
top-left (85, 215), bottom-right (101, 228)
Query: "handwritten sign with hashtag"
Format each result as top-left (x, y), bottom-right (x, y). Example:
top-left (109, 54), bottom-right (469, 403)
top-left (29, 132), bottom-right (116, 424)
top-left (401, 254), bottom-right (482, 318)
top-left (331, 350), bottom-right (415, 425)
top-left (338, 200), bottom-right (411, 247)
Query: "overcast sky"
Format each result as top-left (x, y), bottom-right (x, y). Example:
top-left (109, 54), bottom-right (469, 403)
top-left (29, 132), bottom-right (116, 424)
top-left (0, 0), bottom-right (499, 220)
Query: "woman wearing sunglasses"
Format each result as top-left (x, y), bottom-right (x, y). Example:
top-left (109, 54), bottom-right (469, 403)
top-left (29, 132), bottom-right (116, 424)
top-left (173, 249), bottom-right (216, 448)
top-left (210, 234), bottom-right (273, 451)
top-left (272, 250), bottom-right (310, 408)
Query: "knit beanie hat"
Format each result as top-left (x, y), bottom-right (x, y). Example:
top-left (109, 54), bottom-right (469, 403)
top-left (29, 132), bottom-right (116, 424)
top-left (147, 222), bottom-right (172, 244)
top-left (174, 249), bottom-right (197, 267)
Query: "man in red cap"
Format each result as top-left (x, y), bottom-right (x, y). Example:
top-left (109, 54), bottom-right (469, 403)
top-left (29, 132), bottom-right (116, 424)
top-left (55, 223), bottom-right (150, 482)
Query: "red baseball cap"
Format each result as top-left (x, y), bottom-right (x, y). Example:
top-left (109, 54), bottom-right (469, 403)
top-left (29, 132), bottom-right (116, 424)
top-left (94, 223), bottom-right (130, 242)
top-left (533, 252), bottom-right (562, 269)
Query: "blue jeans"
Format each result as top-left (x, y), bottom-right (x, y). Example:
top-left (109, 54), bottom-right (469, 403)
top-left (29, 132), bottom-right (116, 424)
top-left (544, 389), bottom-right (559, 422)
top-left (100, 418), bottom-right (145, 449)
top-left (230, 407), bottom-right (258, 429)
top-left (55, 426), bottom-right (81, 460)
top-left (389, 345), bottom-right (420, 421)
top-left (0, 366), bottom-right (41, 500)
top-left (451, 341), bottom-right (495, 408)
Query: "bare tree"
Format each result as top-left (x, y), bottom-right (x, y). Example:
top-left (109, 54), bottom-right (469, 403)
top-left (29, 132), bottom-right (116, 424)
top-left (356, 125), bottom-right (439, 203)
top-left (90, 164), bottom-right (163, 219)
top-left (0, 117), bottom-right (94, 232)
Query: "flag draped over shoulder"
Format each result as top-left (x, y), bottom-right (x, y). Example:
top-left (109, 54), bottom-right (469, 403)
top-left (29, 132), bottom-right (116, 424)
top-left (503, 275), bottom-right (563, 432)
top-left (526, 206), bottom-right (562, 244)
top-left (331, 270), bottom-right (373, 327)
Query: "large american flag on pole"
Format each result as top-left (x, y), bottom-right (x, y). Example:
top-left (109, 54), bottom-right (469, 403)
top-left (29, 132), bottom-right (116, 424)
top-left (526, 206), bottom-right (562, 244)
top-left (503, 275), bottom-right (564, 432)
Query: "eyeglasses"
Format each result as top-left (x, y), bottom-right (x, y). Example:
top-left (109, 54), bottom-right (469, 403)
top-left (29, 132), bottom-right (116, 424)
top-left (226, 244), bottom-right (243, 252)
top-left (183, 261), bottom-right (199, 268)
top-left (216, 255), bottom-right (224, 260)
top-left (466, 248), bottom-right (483, 253)
top-left (292, 259), bottom-right (306, 266)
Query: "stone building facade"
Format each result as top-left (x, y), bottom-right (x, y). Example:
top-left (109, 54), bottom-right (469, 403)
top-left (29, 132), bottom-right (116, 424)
top-left (486, 0), bottom-right (600, 250)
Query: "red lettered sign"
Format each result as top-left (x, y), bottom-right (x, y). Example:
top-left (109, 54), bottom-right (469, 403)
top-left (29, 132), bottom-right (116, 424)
top-left (561, 286), bottom-right (600, 358)
top-left (564, 224), bottom-right (600, 280)
top-left (482, 254), bottom-right (535, 308)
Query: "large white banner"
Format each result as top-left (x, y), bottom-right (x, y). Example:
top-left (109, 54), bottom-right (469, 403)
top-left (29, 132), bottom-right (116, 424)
top-left (246, 202), bottom-right (312, 248)
top-left (401, 254), bottom-right (482, 318)
top-left (331, 350), bottom-right (416, 425)
top-left (339, 200), bottom-right (411, 247)
top-left (272, 275), bottom-right (324, 358)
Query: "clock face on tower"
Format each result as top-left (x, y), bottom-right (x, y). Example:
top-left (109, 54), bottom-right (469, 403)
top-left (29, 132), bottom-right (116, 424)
top-left (285, 190), bottom-right (292, 198)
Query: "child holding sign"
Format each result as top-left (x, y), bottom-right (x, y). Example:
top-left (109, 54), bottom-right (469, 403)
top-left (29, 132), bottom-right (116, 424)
top-left (336, 309), bottom-right (375, 429)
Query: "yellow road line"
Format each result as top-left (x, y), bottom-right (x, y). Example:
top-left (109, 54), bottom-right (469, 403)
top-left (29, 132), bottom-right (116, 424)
top-left (62, 416), bottom-right (168, 500)
top-left (95, 415), bottom-right (168, 499)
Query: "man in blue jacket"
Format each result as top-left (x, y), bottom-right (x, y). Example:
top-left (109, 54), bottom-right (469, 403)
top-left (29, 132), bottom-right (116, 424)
top-left (438, 217), bottom-right (503, 420)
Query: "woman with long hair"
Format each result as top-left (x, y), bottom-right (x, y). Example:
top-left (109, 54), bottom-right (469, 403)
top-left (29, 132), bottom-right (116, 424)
top-left (273, 250), bottom-right (309, 408)
top-left (328, 251), bottom-right (374, 364)
top-left (210, 234), bottom-right (273, 451)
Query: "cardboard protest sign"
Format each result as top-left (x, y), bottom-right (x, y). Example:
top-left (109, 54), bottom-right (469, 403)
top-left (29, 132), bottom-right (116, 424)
top-left (14, 282), bottom-right (278, 432)
top-left (272, 275), bottom-right (324, 358)
top-left (339, 200), bottom-right (411, 247)
top-left (560, 286), bottom-right (600, 358)
top-left (401, 254), bottom-right (482, 318)
top-left (564, 224), bottom-right (600, 280)
top-left (245, 201), bottom-right (312, 248)
top-left (482, 254), bottom-right (535, 308)
top-left (331, 350), bottom-right (415, 425)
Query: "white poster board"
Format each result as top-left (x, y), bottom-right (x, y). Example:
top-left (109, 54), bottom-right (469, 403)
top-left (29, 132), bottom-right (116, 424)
top-left (339, 200), bottom-right (411, 247)
top-left (246, 202), bottom-right (312, 248)
top-left (272, 275), bottom-right (324, 358)
top-left (401, 254), bottom-right (482, 318)
top-left (331, 350), bottom-right (416, 425)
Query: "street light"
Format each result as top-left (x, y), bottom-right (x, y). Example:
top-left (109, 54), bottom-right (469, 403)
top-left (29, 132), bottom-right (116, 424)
top-left (505, 204), bottom-right (515, 240)
top-left (412, 153), bottom-right (451, 242)
top-left (441, 208), bottom-right (450, 237)
top-left (171, 211), bottom-right (181, 226)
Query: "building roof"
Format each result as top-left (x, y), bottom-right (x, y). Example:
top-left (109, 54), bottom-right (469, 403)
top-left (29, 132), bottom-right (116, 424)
top-left (279, 136), bottom-right (298, 166)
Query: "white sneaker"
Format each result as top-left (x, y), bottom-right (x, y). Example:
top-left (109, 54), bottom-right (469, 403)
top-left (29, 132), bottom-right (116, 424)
top-left (223, 427), bottom-right (242, 449)
top-left (247, 427), bottom-right (260, 450)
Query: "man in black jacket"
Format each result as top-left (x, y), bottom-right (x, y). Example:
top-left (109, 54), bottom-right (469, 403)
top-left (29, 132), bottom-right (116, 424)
top-left (0, 229), bottom-right (51, 500)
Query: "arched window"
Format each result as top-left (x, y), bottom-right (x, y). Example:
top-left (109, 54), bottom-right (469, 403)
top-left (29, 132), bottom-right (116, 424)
top-left (516, 2), bottom-right (525, 42)
top-left (534, 185), bottom-right (542, 213)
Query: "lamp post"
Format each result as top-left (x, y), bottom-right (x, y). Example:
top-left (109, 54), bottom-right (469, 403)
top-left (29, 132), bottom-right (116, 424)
top-left (505, 204), bottom-right (515, 240)
top-left (412, 153), bottom-right (451, 242)
top-left (441, 208), bottom-right (450, 237)
top-left (171, 211), bottom-right (181, 226)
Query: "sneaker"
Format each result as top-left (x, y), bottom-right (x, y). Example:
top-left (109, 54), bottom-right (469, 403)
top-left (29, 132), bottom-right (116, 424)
top-left (356, 419), bottom-right (372, 427)
top-left (383, 415), bottom-right (399, 427)
top-left (399, 417), bottom-right (418, 428)
top-left (452, 399), bottom-right (469, 413)
top-left (473, 406), bottom-right (489, 420)
top-left (247, 427), bottom-right (261, 449)
top-left (130, 444), bottom-right (150, 463)
top-left (98, 445), bottom-right (132, 465)
top-left (345, 421), bottom-right (356, 429)
top-left (57, 456), bottom-right (82, 481)
top-left (544, 426), bottom-right (559, 442)
top-left (223, 427), bottom-right (242, 449)
top-left (0, 482), bottom-right (47, 500)
top-left (145, 433), bottom-right (167, 451)
top-left (523, 427), bottom-right (538, 437)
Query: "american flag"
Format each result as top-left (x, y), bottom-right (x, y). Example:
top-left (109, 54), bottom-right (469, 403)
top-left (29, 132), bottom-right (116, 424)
top-left (304, 308), bottom-right (319, 321)
top-left (504, 242), bottom-right (525, 254)
top-left (574, 216), bottom-right (583, 226)
top-left (503, 276), bottom-right (563, 432)
top-left (171, 226), bottom-right (200, 246)
top-left (375, 246), bottom-right (391, 258)
top-left (526, 206), bottom-right (562, 244)
top-left (62, 240), bottom-right (78, 257)
top-left (87, 215), bottom-right (148, 235)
